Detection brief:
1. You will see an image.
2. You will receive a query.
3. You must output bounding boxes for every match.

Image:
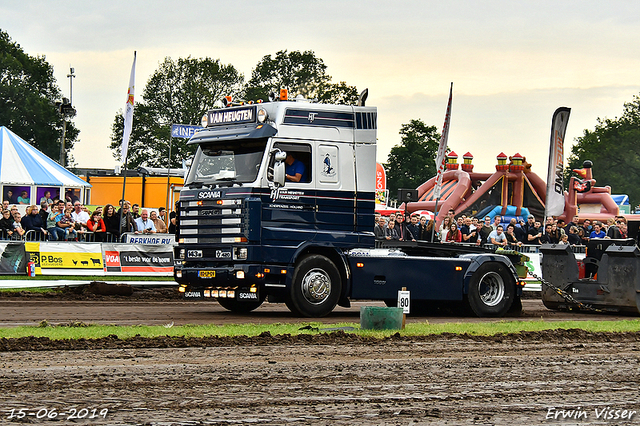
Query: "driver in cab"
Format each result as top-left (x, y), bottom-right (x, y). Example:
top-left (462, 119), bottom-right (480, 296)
top-left (285, 153), bottom-right (307, 183)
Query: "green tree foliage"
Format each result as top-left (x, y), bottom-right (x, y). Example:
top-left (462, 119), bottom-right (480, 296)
top-left (0, 30), bottom-right (78, 163)
top-left (384, 119), bottom-right (441, 198)
top-left (110, 56), bottom-right (244, 168)
top-left (567, 94), bottom-right (640, 206)
top-left (244, 50), bottom-right (358, 104)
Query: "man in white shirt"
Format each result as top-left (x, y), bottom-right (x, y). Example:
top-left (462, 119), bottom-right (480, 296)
top-left (134, 209), bottom-right (157, 234)
top-left (488, 225), bottom-right (508, 247)
top-left (71, 201), bottom-right (90, 231)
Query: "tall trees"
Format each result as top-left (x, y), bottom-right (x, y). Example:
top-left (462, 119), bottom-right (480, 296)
top-left (244, 50), bottom-right (358, 104)
top-left (384, 119), bottom-right (441, 198)
top-left (0, 30), bottom-right (77, 163)
top-left (567, 94), bottom-right (640, 205)
top-left (110, 57), bottom-right (243, 168)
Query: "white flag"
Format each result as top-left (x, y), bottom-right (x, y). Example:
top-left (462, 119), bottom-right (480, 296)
top-left (121, 51), bottom-right (136, 162)
top-left (433, 82), bottom-right (453, 199)
top-left (545, 107), bottom-right (571, 218)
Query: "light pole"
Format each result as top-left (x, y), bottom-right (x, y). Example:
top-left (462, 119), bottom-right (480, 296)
top-left (67, 67), bottom-right (76, 105)
top-left (57, 98), bottom-right (75, 167)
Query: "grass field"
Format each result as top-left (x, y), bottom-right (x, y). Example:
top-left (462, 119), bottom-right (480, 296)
top-left (1, 319), bottom-right (640, 340)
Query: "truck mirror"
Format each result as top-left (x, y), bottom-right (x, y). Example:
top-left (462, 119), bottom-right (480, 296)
top-left (273, 160), bottom-right (285, 187)
top-left (275, 151), bottom-right (287, 162)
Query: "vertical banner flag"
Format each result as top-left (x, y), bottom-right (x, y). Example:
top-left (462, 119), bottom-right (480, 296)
top-left (121, 51), bottom-right (137, 162)
top-left (433, 82), bottom-right (453, 199)
top-left (545, 107), bottom-right (571, 217)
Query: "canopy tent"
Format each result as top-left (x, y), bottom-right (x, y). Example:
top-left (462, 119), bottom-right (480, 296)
top-left (0, 126), bottom-right (90, 187)
top-left (0, 126), bottom-right (90, 207)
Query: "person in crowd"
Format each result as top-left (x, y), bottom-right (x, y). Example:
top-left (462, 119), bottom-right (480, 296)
top-left (566, 214), bottom-right (580, 230)
top-left (150, 210), bottom-right (167, 233)
top-left (2, 200), bottom-right (9, 211)
top-left (103, 204), bottom-right (120, 237)
top-left (581, 219), bottom-right (592, 236)
top-left (5, 190), bottom-right (15, 204)
top-left (395, 212), bottom-right (408, 241)
top-left (488, 225), bottom-right (508, 247)
top-left (87, 210), bottom-right (106, 242)
top-left (58, 207), bottom-right (78, 240)
top-left (71, 201), bottom-right (90, 234)
top-left (477, 216), bottom-right (493, 245)
top-left (556, 219), bottom-right (567, 236)
top-left (445, 222), bottom-right (462, 243)
top-left (131, 203), bottom-right (141, 220)
top-left (590, 222), bottom-right (606, 239)
top-left (17, 191), bottom-right (30, 205)
top-left (540, 224), bottom-right (554, 244)
top-left (39, 190), bottom-right (53, 206)
top-left (559, 233), bottom-right (570, 245)
top-left (492, 215), bottom-right (502, 230)
top-left (425, 219), bottom-right (440, 242)
top-left (169, 202), bottom-right (178, 235)
top-left (22, 205), bottom-right (47, 240)
top-left (578, 227), bottom-right (589, 245)
top-left (505, 224), bottom-right (522, 247)
top-left (384, 219), bottom-right (399, 240)
top-left (10, 205), bottom-right (18, 218)
top-left (0, 209), bottom-right (15, 239)
top-left (461, 216), bottom-right (479, 244)
top-left (134, 209), bottom-right (157, 234)
top-left (547, 223), bottom-right (561, 244)
top-left (616, 217), bottom-right (628, 239)
top-left (46, 203), bottom-right (62, 241)
top-left (39, 200), bottom-right (50, 224)
top-left (416, 216), bottom-right (429, 241)
top-left (522, 214), bottom-right (536, 236)
top-left (439, 216), bottom-right (452, 242)
top-left (64, 190), bottom-right (79, 205)
top-left (118, 201), bottom-right (136, 234)
top-left (509, 218), bottom-right (526, 242)
top-left (567, 226), bottom-right (582, 245)
top-left (374, 216), bottom-right (386, 240)
top-left (527, 221), bottom-right (543, 245)
top-left (606, 217), bottom-right (622, 239)
top-left (405, 213), bottom-right (420, 241)
top-left (11, 212), bottom-right (26, 239)
top-left (158, 207), bottom-right (167, 225)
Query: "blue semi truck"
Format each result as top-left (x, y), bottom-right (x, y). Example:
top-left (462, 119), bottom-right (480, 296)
top-left (173, 91), bottom-right (523, 317)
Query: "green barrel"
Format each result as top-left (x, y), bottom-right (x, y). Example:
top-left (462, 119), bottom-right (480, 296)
top-left (360, 306), bottom-right (404, 330)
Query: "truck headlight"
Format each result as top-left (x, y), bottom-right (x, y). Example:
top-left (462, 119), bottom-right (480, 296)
top-left (179, 248), bottom-right (185, 259)
top-left (257, 108), bottom-right (267, 123)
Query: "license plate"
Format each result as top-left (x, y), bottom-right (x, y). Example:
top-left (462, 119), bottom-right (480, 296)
top-left (199, 270), bottom-right (216, 278)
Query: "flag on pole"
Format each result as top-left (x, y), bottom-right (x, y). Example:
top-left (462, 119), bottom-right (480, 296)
top-left (433, 82), bottom-right (453, 199)
top-left (121, 51), bottom-right (136, 162)
top-left (545, 107), bottom-right (571, 218)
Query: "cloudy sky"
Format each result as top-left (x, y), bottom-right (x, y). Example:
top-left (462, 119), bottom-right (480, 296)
top-left (2, 1), bottom-right (640, 179)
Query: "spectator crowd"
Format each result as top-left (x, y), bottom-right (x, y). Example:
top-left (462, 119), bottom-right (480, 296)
top-left (374, 209), bottom-right (630, 248)
top-left (0, 197), bottom-right (177, 241)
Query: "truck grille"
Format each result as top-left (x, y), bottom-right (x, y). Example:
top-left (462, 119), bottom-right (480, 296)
top-left (178, 199), bottom-right (245, 244)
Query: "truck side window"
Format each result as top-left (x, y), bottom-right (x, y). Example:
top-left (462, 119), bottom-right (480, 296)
top-left (272, 143), bottom-right (312, 184)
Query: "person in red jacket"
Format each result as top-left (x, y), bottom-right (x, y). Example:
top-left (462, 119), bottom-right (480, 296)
top-left (87, 210), bottom-right (106, 242)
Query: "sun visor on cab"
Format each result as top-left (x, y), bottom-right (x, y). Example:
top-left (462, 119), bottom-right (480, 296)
top-left (187, 123), bottom-right (277, 145)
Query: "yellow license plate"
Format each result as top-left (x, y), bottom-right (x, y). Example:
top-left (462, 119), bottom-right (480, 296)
top-left (199, 271), bottom-right (216, 278)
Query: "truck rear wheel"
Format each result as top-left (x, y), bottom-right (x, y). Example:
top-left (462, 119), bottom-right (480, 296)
top-left (217, 293), bottom-right (266, 313)
top-left (467, 263), bottom-right (515, 317)
top-left (287, 255), bottom-right (342, 318)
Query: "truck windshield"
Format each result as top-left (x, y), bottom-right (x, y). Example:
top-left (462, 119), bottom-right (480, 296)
top-left (185, 139), bottom-right (268, 185)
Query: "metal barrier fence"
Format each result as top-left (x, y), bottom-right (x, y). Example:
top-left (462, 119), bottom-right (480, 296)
top-left (374, 239), bottom-right (587, 254)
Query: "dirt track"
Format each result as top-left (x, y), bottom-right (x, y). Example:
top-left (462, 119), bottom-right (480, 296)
top-left (2, 289), bottom-right (640, 425)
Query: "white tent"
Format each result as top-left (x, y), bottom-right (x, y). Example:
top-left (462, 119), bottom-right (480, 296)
top-left (0, 126), bottom-right (90, 205)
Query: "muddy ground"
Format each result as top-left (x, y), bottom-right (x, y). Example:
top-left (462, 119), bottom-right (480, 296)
top-left (1, 287), bottom-right (640, 425)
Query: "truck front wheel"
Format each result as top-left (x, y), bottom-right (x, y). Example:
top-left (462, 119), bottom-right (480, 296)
top-left (287, 255), bottom-right (342, 317)
top-left (467, 263), bottom-right (515, 317)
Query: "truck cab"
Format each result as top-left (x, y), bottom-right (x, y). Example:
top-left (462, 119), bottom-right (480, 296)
top-left (174, 93), bottom-right (377, 316)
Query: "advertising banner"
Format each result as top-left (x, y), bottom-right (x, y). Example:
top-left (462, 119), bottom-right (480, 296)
top-left (545, 107), bottom-right (571, 217)
top-left (0, 242), bottom-right (27, 275)
top-left (25, 242), bottom-right (104, 276)
top-left (102, 243), bottom-right (173, 276)
top-left (123, 234), bottom-right (175, 245)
